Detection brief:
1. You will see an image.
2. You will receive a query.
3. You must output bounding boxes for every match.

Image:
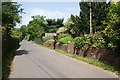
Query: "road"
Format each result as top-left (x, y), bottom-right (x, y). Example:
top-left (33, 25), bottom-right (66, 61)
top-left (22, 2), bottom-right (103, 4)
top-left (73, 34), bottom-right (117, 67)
top-left (10, 41), bottom-right (118, 78)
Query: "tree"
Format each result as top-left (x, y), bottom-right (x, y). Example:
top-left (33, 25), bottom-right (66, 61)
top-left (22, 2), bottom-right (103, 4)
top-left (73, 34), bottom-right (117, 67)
top-left (2, 2), bottom-right (24, 55)
top-left (2, 2), bottom-right (24, 78)
top-left (79, 2), bottom-right (110, 33)
top-left (20, 25), bottom-right (27, 39)
top-left (64, 15), bottom-right (85, 37)
top-left (45, 18), bottom-right (64, 33)
top-left (2, 2), bottom-right (24, 33)
top-left (11, 28), bottom-right (22, 39)
top-left (104, 1), bottom-right (120, 51)
top-left (27, 15), bottom-right (46, 40)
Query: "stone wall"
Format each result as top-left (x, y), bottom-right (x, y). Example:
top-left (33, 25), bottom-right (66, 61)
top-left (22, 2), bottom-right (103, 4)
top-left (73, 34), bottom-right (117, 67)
top-left (43, 42), bottom-right (120, 68)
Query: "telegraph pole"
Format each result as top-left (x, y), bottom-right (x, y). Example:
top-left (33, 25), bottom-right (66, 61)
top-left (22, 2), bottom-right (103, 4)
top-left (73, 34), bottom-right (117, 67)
top-left (89, 0), bottom-right (93, 35)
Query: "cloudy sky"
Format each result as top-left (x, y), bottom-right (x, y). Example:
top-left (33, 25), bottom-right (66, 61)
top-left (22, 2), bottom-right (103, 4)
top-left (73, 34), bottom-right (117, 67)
top-left (16, 2), bottom-right (80, 28)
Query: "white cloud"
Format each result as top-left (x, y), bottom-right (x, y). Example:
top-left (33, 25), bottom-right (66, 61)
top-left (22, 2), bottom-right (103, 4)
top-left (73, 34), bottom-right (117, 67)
top-left (31, 8), bottom-right (67, 19)
top-left (17, 7), bottom-right (79, 27)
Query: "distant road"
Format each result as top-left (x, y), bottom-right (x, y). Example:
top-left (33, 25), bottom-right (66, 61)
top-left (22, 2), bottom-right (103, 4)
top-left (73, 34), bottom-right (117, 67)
top-left (10, 41), bottom-right (118, 78)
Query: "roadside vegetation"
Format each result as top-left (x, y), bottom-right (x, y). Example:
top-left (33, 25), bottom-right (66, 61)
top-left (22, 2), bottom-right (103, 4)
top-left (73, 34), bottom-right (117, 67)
top-left (2, 0), bottom-right (120, 79)
top-left (70, 54), bottom-right (120, 75)
top-left (2, 2), bottom-right (24, 79)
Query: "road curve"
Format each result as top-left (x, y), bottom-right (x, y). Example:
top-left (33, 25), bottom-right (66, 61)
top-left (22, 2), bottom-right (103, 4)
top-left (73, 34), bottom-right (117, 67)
top-left (10, 41), bottom-right (118, 78)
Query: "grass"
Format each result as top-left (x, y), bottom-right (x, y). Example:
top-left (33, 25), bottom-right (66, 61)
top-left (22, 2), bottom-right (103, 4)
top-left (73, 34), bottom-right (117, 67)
top-left (54, 49), bottom-right (67, 54)
top-left (34, 41), bottom-right (120, 75)
top-left (70, 54), bottom-right (120, 75)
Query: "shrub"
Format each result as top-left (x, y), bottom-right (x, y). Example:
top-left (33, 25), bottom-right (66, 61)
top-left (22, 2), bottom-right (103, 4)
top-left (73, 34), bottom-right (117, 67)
top-left (58, 33), bottom-right (72, 44)
top-left (91, 32), bottom-right (109, 48)
top-left (58, 33), bottom-right (71, 39)
top-left (74, 36), bottom-right (92, 48)
top-left (74, 37), bottom-right (84, 48)
top-left (59, 36), bottom-right (73, 44)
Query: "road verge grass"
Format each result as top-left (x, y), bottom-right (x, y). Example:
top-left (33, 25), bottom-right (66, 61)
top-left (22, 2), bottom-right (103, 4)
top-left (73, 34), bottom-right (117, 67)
top-left (33, 42), bottom-right (67, 55)
top-left (70, 54), bottom-right (120, 75)
top-left (34, 42), bottom-right (120, 75)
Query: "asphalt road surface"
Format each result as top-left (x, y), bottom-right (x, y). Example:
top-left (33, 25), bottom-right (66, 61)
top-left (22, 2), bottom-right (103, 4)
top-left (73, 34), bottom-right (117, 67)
top-left (10, 41), bottom-right (118, 78)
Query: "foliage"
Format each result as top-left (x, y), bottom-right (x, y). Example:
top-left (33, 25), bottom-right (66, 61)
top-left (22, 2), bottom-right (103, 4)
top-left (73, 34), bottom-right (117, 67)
top-left (64, 2), bottom-right (110, 37)
top-left (64, 15), bottom-right (83, 37)
top-left (20, 25), bottom-right (27, 39)
top-left (79, 2), bottom-right (110, 33)
top-left (59, 36), bottom-right (72, 44)
top-left (58, 33), bottom-right (72, 44)
top-left (74, 36), bottom-right (92, 48)
top-left (73, 1), bottom-right (119, 50)
top-left (26, 16), bottom-right (64, 41)
top-left (58, 33), bottom-right (71, 39)
top-left (2, 2), bottom-right (24, 30)
top-left (103, 1), bottom-right (120, 51)
top-left (64, 17), bottom-right (74, 33)
top-left (27, 15), bottom-right (46, 40)
top-left (10, 28), bottom-right (22, 39)
top-left (73, 32), bottom-right (112, 49)
top-left (2, 2), bottom-right (23, 54)
top-left (73, 32), bottom-right (108, 49)
top-left (74, 37), bottom-right (84, 47)
top-left (2, 2), bottom-right (23, 79)
top-left (56, 27), bottom-right (67, 33)
top-left (91, 32), bottom-right (107, 48)
top-left (45, 18), bottom-right (64, 33)
top-left (24, 34), bottom-right (30, 40)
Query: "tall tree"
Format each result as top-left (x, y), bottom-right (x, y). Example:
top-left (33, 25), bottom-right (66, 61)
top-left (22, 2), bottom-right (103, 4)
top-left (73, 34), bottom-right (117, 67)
top-left (2, 2), bottom-right (24, 33)
top-left (2, 2), bottom-right (24, 54)
top-left (104, 1), bottom-right (120, 51)
top-left (20, 25), bottom-right (27, 39)
top-left (2, 2), bottom-right (24, 78)
top-left (27, 15), bottom-right (46, 40)
top-left (45, 18), bottom-right (64, 33)
top-left (79, 1), bottom-right (110, 33)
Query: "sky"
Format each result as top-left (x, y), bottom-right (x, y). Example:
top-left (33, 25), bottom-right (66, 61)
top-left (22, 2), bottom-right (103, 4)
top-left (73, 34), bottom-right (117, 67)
top-left (15, 0), bottom-right (120, 28)
top-left (16, 2), bottom-right (80, 28)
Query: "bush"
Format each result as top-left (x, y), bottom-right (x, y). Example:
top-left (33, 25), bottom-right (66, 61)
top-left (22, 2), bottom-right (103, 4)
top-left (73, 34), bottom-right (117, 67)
top-left (2, 33), bottom-right (20, 79)
top-left (74, 36), bottom-right (92, 48)
top-left (58, 33), bottom-right (71, 39)
top-left (91, 32), bottom-right (109, 48)
top-left (58, 33), bottom-right (73, 44)
top-left (74, 37), bottom-right (84, 48)
top-left (59, 36), bottom-right (73, 44)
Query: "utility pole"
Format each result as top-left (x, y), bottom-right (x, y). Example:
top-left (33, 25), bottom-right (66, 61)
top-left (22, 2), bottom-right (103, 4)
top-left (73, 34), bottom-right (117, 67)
top-left (89, 0), bottom-right (93, 35)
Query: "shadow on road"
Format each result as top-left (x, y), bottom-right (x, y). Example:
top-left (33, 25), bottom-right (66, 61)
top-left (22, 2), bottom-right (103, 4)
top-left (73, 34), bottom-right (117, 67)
top-left (16, 50), bottom-right (29, 56)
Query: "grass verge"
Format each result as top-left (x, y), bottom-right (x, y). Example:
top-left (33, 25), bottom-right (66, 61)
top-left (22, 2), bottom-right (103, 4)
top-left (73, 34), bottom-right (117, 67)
top-left (34, 42), bottom-right (120, 75)
top-left (70, 54), bottom-right (120, 75)
top-left (34, 42), bottom-right (67, 55)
